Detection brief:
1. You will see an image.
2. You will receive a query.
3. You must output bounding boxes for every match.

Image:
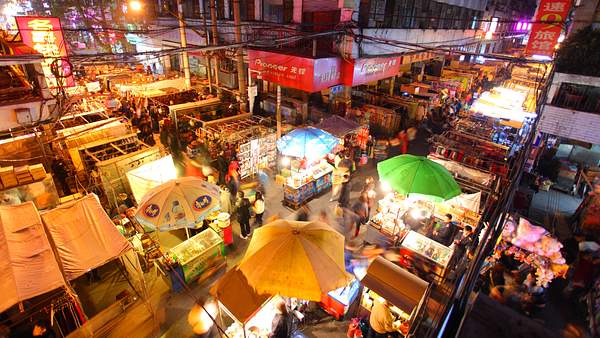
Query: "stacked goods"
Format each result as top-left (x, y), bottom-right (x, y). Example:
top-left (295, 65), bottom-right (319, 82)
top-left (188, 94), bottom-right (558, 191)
top-left (373, 140), bottom-right (389, 161)
top-left (0, 166), bottom-right (17, 189)
top-left (28, 164), bottom-right (47, 181)
top-left (15, 166), bottom-right (33, 185)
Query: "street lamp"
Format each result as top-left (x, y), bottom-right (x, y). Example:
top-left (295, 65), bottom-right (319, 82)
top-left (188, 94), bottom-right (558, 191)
top-left (129, 0), bottom-right (191, 89)
top-left (128, 0), bottom-right (143, 12)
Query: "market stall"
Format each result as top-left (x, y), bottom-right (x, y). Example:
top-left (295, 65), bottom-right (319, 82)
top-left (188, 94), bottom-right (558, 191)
top-left (0, 164), bottom-right (59, 210)
top-left (156, 228), bottom-right (225, 292)
top-left (360, 256), bottom-right (430, 336)
top-left (277, 127), bottom-right (338, 209)
top-left (211, 267), bottom-right (281, 338)
top-left (493, 217), bottom-right (568, 288)
top-left (194, 115), bottom-right (276, 179)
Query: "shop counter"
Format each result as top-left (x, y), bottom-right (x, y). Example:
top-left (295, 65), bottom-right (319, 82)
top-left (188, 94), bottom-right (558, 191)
top-left (283, 162), bottom-right (333, 209)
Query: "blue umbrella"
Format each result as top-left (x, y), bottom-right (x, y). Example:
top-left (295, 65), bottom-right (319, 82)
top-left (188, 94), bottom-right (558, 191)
top-left (276, 127), bottom-right (339, 161)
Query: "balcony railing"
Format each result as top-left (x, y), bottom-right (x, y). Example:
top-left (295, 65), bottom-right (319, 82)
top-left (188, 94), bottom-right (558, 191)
top-left (551, 83), bottom-right (600, 114)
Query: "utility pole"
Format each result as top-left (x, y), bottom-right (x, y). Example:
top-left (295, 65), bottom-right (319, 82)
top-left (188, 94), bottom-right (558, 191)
top-left (209, 0), bottom-right (220, 89)
top-left (232, 0), bottom-right (247, 112)
top-left (176, 0), bottom-right (192, 89)
top-left (201, 6), bottom-right (213, 93)
top-left (276, 85), bottom-right (281, 139)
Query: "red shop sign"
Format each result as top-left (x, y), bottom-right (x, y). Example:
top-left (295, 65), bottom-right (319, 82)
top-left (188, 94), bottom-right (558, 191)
top-left (342, 56), bottom-right (402, 86)
top-left (15, 16), bottom-right (74, 88)
top-left (248, 50), bottom-right (342, 92)
top-left (525, 0), bottom-right (572, 57)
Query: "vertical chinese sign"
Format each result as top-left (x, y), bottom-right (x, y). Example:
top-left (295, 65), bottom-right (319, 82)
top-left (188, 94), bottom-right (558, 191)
top-left (525, 0), bottom-right (572, 57)
top-left (15, 16), bottom-right (74, 88)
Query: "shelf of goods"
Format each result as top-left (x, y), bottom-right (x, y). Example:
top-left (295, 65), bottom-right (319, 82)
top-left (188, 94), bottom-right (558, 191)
top-left (320, 278), bottom-right (360, 320)
top-left (238, 134), bottom-right (277, 179)
top-left (429, 131), bottom-right (509, 177)
top-left (283, 161), bottom-right (333, 209)
top-left (587, 278), bottom-right (600, 337)
top-left (166, 228), bottom-right (224, 284)
top-left (223, 295), bottom-right (284, 338)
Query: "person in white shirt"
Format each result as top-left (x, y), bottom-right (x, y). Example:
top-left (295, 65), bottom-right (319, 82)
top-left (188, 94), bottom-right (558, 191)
top-left (253, 191), bottom-right (265, 227)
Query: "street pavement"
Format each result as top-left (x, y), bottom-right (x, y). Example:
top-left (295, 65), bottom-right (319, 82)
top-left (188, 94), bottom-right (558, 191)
top-left (71, 130), bottom-right (432, 338)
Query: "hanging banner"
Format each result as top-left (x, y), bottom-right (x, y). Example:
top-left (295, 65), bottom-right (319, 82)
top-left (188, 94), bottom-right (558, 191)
top-left (15, 16), bottom-right (74, 88)
top-left (342, 56), bottom-right (402, 86)
top-left (248, 50), bottom-right (341, 92)
top-left (401, 51), bottom-right (437, 65)
top-left (525, 0), bottom-right (572, 56)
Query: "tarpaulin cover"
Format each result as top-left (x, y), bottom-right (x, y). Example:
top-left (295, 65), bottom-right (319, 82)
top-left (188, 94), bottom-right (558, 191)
top-left (41, 194), bottom-right (132, 280)
top-left (210, 267), bottom-right (271, 324)
top-left (316, 115), bottom-right (361, 138)
top-left (0, 202), bottom-right (66, 313)
top-left (361, 256), bottom-right (428, 315)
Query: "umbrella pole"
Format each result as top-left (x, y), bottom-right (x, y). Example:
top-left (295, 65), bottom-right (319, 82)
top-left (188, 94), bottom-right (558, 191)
top-left (185, 227), bottom-right (190, 239)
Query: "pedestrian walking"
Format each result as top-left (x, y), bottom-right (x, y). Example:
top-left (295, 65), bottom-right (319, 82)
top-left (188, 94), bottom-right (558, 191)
top-left (253, 191), bottom-right (265, 227)
top-left (352, 193), bottom-right (369, 238)
top-left (238, 197), bottom-right (252, 239)
top-left (338, 176), bottom-right (352, 209)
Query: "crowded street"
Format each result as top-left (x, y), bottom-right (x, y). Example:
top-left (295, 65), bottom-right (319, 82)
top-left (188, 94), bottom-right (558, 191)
top-left (1, 1), bottom-right (600, 338)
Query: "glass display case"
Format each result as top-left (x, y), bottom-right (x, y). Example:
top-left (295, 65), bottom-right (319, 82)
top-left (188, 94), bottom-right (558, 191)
top-left (401, 231), bottom-right (452, 267)
top-left (283, 161), bottom-right (333, 208)
top-left (168, 228), bottom-right (224, 283)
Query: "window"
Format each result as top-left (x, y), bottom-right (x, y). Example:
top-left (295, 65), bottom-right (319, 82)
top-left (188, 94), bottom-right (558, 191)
top-left (263, 0), bottom-right (292, 23)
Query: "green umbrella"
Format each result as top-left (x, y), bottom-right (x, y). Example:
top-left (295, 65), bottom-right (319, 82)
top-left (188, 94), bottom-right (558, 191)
top-left (377, 154), bottom-right (461, 201)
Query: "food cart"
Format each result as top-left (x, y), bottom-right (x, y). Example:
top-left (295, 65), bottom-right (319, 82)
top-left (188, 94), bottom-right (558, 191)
top-left (360, 257), bottom-right (430, 336)
top-left (398, 230), bottom-right (452, 283)
top-left (211, 267), bottom-right (282, 338)
top-left (283, 160), bottom-right (334, 209)
top-left (156, 228), bottom-right (225, 292)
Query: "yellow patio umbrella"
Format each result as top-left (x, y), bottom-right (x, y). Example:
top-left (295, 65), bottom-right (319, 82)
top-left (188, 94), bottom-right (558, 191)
top-left (238, 219), bottom-right (351, 301)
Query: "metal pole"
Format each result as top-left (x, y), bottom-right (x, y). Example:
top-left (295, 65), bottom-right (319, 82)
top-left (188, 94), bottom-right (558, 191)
top-left (233, 0), bottom-right (247, 112)
top-left (210, 0), bottom-right (220, 89)
top-left (201, 4), bottom-right (213, 93)
top-left (176, 0), bottom-right (192, 89)
top-left (276, 85), bottom-right (281, 139)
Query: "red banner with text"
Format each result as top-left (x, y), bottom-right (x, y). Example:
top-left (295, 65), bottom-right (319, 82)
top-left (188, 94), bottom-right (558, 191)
top-left (342, 56), bottom-right (402, 86)
top-left (247, 50), bottom-right (341, 92)
top-left (15, 16), bottom-right (74, 88)
top-left (525, 0), bottom-right (572, 57)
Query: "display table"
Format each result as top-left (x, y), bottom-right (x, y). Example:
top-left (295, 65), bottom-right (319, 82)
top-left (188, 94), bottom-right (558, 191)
top-left (157, 228), bottom-right (225, 291)
top-left (283, 162), bottom-right (333, 209)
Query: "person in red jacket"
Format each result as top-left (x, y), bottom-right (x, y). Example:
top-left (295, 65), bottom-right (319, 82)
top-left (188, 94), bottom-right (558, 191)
top-left (398, 130), bottom-right (409, 154)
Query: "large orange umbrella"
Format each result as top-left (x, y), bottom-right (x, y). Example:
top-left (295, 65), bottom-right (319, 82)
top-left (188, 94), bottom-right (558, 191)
top-left (238, 220), bottom-right (351, 301)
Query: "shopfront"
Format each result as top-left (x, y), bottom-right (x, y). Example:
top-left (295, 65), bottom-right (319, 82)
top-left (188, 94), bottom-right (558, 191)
top-left (248, 49), bottom-right (342, 124)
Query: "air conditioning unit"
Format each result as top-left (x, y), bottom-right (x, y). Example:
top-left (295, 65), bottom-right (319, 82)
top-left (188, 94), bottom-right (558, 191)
top-left (15, 107), bottom-right (39, 125)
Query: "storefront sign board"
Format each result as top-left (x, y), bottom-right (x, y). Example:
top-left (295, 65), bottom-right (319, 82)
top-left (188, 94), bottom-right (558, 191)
top-left (15, 16), bottom-right (74, 88)
top-left (342, 56), bottom-right (402, 86)
top-left (525, 0), bottom-right (572, 56)
top-left (248, 50), bottom-right (341, 92)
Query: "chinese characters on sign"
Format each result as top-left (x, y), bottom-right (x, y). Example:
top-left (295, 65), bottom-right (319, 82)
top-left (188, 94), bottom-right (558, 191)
top-left (343, 56), bottom-right (402, 86)
top-left (525, 0), bottom-right (572, 56)
top-left (401, 51), bottom-right (436, 65)
top-left (248, 50), bottom-right (341, 92)
top-left (15, 16), bottom-right (74, 88)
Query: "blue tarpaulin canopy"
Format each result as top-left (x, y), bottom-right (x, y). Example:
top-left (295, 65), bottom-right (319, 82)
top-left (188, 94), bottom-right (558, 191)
top-left (276, 127), bottom-right (339, 161)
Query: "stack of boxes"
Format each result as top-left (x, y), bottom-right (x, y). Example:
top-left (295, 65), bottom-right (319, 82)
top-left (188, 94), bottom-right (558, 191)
top-left (0, 164), bottom-right (47, 190)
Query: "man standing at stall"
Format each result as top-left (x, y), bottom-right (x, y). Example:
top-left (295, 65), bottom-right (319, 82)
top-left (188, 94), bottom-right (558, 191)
top-left (369, 299), bottom-right (399, 338)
